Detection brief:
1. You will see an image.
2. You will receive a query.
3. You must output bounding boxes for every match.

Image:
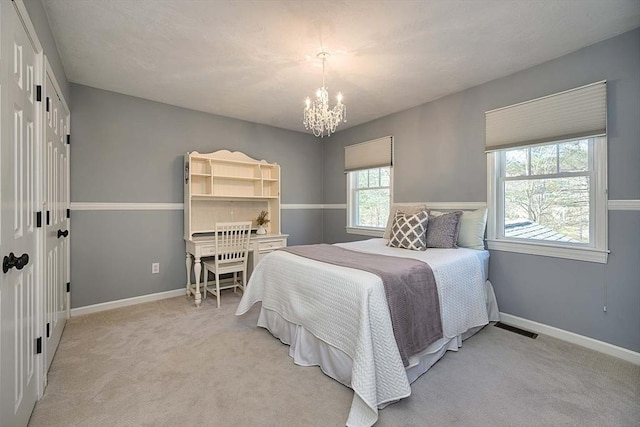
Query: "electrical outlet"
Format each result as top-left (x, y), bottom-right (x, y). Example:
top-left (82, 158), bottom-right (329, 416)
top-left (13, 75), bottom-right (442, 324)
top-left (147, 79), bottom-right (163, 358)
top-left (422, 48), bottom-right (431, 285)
top-left (151, 262), bottom-right (160, 274)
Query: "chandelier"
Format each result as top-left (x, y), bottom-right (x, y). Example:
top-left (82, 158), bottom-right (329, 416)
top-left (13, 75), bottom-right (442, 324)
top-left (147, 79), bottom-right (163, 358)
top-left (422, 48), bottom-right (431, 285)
top-left (303, 52), bottom-right (346, 137)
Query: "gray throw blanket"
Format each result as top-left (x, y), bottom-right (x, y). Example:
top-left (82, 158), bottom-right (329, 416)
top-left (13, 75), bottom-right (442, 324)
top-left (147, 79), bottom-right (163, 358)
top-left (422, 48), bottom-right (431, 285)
top-left (280, 244), bottom-right (443, 367)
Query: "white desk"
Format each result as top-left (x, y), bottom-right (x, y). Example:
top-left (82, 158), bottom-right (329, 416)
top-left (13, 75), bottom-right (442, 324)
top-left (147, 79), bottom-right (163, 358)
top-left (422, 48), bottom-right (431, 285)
top-left (185, 233), bottom-right (288, 306)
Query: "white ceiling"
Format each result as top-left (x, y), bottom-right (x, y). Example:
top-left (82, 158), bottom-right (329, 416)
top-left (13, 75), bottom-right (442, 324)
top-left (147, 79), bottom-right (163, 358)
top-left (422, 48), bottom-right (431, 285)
top-left (43, 0), bottom-right (640, 135)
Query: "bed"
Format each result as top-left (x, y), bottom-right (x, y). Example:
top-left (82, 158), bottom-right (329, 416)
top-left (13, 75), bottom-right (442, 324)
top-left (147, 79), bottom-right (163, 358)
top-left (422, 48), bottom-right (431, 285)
top-left (236, 237), bottom-right (499, 427)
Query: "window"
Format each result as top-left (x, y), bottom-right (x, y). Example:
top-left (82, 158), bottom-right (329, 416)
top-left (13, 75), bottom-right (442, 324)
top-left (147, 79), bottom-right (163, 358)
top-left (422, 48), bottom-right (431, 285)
top-left (486, 82), bottom-right (608, 263)
top-left (347, 167), bottom-right (392, 235)
top-left (344, 136), bottom-right (393, 236)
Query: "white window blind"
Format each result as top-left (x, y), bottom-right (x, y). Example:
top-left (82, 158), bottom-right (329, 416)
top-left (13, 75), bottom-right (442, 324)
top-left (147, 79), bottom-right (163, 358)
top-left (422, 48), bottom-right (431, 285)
top-left (345, 136), bottom-right (393, 172)
top-left (485, 81), bottom-right (606, 152)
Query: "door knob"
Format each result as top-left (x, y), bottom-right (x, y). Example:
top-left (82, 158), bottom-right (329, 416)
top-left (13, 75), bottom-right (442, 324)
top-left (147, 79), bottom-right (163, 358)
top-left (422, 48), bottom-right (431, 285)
top-left (57, 229), bottom-right (69, 238)
top-left (3, 252), bottom-right (29, 274)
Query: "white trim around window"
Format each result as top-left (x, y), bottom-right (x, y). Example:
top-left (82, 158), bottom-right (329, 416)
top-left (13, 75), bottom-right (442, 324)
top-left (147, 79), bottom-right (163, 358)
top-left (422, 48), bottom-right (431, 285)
top-left (346, 166), bottom-right (393, 236)
top-left (487, 137), bottom-right (608, 263)
top-left (486, 239), bottom-right (609, 263)
top-left (345, 226), bottom-right (385, 237)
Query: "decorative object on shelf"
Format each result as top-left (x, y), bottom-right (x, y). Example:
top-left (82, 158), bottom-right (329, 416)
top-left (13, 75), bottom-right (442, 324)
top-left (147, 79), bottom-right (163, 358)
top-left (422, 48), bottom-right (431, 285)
top-left (303, 52), bottom-right (346, 138)
top-left (256, 210), bottom-right (270, 235)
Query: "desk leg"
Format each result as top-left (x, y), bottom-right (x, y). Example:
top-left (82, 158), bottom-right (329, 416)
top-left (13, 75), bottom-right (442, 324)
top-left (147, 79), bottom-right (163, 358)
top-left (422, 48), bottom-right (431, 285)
top-left (185, 252), bottom-right (192, 296)
top-left (193, 257), bottom-right (202, 307)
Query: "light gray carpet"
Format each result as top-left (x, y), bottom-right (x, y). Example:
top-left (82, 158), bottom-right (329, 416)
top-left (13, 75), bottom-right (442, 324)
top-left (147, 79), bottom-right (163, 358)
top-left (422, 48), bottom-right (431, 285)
top-left (29, 293), bottom-right (640, 427)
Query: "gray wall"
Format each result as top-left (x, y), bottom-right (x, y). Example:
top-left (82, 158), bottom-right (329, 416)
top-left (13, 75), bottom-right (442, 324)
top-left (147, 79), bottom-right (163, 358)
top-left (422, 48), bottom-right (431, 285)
top-left (322, 29), bottom-right (640, 352)
top-left (70, 84), bottom-right (322, 308)
top-left (23, 0), bottom-right (70, 101)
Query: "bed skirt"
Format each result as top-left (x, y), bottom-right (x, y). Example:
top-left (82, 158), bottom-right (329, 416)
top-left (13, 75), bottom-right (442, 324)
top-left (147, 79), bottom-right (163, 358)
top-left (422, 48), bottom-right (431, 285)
top-left (257, 279), bottom-right (500, 406)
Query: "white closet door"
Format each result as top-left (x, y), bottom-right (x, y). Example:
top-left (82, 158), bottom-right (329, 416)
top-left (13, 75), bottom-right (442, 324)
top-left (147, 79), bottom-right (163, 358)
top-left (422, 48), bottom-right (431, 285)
top-left (43, 67), bottom-right (69, 372)
top-left (0, 0), bottom-right (40, 425)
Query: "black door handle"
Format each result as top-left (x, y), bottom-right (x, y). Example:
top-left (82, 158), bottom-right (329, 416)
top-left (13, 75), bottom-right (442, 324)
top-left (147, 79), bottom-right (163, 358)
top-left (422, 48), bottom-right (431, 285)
top-left (57, 229), bottom-right (69, 238)
top-left (3, 252), bottom-right (29, 274)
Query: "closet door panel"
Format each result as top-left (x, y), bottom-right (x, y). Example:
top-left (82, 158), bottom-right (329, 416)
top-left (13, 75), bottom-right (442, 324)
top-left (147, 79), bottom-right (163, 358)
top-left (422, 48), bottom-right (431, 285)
top-left (0, 1), bottom-right (40, 425)
top-left (43, 69), bottom-right (69, 372)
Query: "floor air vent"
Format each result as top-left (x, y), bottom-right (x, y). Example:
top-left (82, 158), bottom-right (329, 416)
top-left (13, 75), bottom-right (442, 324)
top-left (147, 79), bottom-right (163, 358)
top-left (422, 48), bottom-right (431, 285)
top-left (494, 322), bottom-right (538, 339)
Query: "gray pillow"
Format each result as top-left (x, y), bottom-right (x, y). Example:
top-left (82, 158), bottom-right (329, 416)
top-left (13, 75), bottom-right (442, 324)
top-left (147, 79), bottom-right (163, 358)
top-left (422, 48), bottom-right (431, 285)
top-left (388, 210), bottom-right (429, 251)
top-left (426, 211), bottom-right (463, 248)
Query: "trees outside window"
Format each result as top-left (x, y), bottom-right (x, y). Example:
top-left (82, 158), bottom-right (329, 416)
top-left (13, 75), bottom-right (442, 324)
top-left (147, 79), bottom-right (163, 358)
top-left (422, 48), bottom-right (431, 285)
top-left (348, 167), bottom-right (391, 231)
top-left (502, 139), bottom-right (590, 243)
top-left (488, 136), bottom-right (607, 263)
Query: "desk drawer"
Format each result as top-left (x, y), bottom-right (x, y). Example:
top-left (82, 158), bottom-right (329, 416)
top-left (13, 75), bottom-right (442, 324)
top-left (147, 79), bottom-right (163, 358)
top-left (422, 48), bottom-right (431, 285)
top-left (257, 239), bottom-right (286, 251)
top-left (200, 245), bottom-right (216, 256)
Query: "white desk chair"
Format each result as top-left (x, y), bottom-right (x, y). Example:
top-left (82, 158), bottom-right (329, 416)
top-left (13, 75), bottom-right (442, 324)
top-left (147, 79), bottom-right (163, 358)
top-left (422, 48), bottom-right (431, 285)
top-left (202, 221), bottom-right (252, 308)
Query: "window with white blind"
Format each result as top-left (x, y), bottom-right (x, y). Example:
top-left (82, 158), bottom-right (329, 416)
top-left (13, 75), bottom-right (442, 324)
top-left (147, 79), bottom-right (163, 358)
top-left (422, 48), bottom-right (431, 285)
top-left (486, 82), bottom-right (608, 263)
top-left (345, 137), bottom-right (393, 236)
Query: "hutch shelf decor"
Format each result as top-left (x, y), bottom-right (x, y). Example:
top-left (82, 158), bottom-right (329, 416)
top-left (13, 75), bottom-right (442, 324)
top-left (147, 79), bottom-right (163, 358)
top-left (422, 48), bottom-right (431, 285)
top-left (184, 150), bottom-right (287, 306)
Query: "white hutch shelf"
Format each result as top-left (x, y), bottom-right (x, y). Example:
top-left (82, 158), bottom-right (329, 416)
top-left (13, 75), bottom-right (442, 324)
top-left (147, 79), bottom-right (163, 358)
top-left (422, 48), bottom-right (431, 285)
top-left (184, 150), bottom-right (282, 239)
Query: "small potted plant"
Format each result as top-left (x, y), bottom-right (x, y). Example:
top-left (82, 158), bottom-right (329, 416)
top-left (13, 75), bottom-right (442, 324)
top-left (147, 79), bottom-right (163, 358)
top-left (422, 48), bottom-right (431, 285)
top-left (256, 210), bottom-right (270, 235)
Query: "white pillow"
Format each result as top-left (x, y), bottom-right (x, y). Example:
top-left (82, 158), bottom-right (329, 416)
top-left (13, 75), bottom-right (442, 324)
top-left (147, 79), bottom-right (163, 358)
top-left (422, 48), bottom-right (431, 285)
top-left (430, 208), bottom-right (488, 250)
top-left (383, 203), bottom-right (428, 239)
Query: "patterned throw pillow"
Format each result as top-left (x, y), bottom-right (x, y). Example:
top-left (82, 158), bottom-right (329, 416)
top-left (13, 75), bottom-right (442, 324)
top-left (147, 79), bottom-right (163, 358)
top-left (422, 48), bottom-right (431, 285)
top-left (426, 211), bottom-right (463, 248)
top-left (383, 203), bottom-right (428, 240)
top-left (388, 210), bottom-right (429, 251)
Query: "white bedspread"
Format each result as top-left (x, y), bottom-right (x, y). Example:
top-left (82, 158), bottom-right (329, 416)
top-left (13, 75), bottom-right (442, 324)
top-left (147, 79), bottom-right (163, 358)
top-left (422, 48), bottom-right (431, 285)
top-left (236, 239), bottom-right (489, 427)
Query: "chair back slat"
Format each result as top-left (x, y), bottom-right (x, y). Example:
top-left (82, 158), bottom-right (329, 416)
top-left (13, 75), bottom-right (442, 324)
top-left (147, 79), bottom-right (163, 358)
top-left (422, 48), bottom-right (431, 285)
top-left (214, 221), bottom-right (252, 266)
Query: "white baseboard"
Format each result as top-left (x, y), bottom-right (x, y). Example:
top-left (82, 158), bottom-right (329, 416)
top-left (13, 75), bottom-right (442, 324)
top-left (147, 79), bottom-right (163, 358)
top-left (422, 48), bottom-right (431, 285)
top-left (499, 312), bottom-right (640, 365)
top-left (70, 289), bottom-right (186, 317)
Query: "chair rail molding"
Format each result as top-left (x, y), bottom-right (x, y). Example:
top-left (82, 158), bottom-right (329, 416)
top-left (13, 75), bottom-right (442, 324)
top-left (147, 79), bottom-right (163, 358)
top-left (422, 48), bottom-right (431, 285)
top-left (607, 200), bottom-right (640, 211)
top-left (71, 202), bottom-right (347, 211)
top-left (71, 202), bottom-right (183, 210)
top-left (70, 200), bottom-right (639, 211)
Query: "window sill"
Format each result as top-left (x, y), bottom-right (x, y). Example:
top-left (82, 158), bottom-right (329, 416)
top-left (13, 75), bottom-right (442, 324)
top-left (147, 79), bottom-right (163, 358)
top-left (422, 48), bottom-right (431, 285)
top-left (486, 239), bottom-right (608, 263)
top-left (346, 226), bottom-right (385, 238)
